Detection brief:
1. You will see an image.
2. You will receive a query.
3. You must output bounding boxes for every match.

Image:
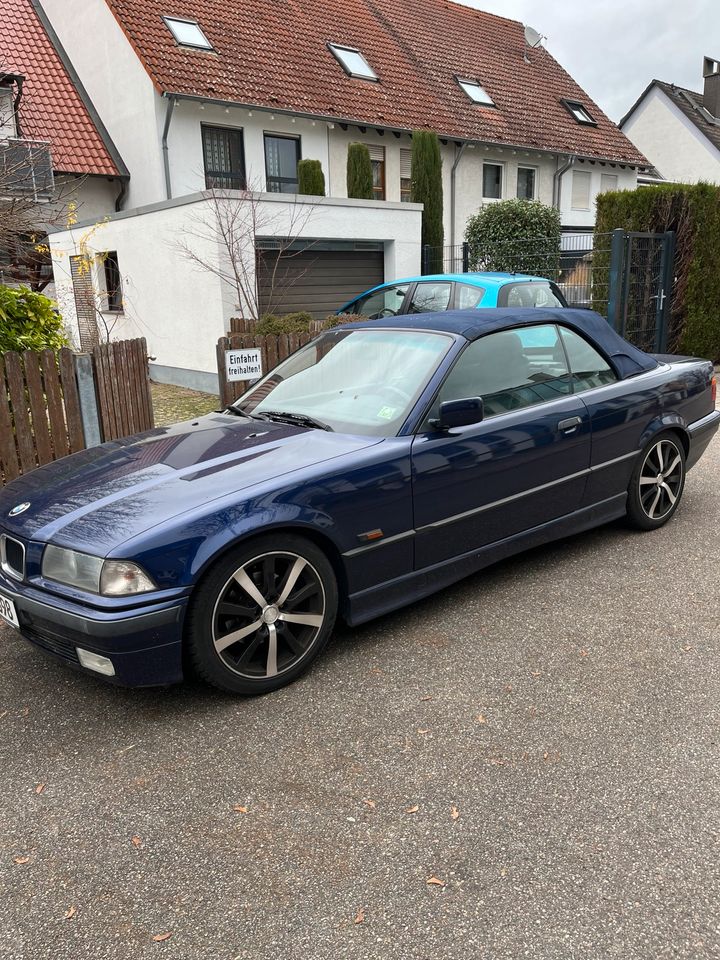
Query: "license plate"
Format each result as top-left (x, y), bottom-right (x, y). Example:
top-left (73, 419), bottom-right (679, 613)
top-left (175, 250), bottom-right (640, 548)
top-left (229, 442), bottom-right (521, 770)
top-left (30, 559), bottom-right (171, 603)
top-left (0, 592), bottom-right (19, 629)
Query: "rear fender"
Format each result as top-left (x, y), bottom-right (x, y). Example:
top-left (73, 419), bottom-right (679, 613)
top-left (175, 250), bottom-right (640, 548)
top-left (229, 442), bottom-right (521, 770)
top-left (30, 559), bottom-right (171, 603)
top-left (638, 413), bottom-right (689, 455)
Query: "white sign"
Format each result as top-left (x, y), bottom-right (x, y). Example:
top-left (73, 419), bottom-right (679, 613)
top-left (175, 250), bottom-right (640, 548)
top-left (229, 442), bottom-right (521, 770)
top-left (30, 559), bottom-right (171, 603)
top-left (226, 347), bottom-right (263, 382)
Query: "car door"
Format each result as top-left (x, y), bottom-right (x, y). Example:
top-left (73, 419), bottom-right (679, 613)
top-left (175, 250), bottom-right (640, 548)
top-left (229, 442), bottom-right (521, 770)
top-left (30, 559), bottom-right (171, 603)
top-left (343, 282), bottom-right (411, 318)
top-left (405, 280), bottom-right (454, 315)
top-left (411, 323), bottom-right (591, 569)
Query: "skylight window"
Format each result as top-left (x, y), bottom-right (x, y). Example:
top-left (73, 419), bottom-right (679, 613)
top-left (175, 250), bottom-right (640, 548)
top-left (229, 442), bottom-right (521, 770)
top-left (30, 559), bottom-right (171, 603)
top-left (328, 44), bottom-right (378, 81)
top-left (561, 99), bottom-right (597, 126)
top-left (163, 16), bottom-right (213, 50)
top-left (457, 78), bottom-right (495, 107)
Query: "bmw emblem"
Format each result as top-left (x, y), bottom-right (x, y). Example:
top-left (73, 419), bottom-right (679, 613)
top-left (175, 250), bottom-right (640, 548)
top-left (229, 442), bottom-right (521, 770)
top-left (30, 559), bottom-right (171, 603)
top-left (9, 502), bottom-right (30, 517)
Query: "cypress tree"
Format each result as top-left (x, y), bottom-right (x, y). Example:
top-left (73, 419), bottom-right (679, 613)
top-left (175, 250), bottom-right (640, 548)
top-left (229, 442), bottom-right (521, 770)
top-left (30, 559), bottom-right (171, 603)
top-left (346, 143), bottom-right (373, 200)
top-left (411, 131), bottom-right (444, 270)
top-left (298, 159), bottom-right (326, 196)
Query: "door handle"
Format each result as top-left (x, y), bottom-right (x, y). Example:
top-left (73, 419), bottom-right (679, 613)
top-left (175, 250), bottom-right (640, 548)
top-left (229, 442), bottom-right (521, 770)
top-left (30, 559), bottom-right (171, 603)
top-left (558, 416), bottom-right (582, 434)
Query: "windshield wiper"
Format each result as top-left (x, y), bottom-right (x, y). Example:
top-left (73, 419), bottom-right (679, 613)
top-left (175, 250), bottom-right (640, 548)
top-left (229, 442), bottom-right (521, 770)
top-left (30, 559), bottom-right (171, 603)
top-left (222, 406), bottom-right (265, 420)
top-left (257, 410), bottom-right (333, 431)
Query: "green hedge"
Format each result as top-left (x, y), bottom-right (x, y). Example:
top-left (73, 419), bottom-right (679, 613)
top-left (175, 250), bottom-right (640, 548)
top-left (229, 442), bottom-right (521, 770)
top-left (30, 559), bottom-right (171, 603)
top-left (255, 312), bottom-right (314, 335)
top-left (298, 159), bottom-right (325, 197)
top-left (464, 199), bottom-right (561, 278)
top-left (595, 182), bottom-right (720, 359)
top-left (347, 143), bottom-right (373, 200)
top-left (0, 284), bottom-right (68, 353)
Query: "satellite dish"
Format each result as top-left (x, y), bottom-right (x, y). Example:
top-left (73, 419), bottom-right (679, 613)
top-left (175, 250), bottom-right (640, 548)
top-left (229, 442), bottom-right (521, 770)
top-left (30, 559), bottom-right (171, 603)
top-left (524, 25), bottom-right (543, 48)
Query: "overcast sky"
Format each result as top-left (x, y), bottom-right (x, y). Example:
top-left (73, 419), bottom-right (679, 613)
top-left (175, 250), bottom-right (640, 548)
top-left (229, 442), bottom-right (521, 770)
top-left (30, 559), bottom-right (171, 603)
top-left (460, 0), bottom-right (720, 122)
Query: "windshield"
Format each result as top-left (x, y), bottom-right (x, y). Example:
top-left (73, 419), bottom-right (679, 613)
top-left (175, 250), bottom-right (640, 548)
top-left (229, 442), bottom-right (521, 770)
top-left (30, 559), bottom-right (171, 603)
top-left (234, 328), bottom-right (452, 436)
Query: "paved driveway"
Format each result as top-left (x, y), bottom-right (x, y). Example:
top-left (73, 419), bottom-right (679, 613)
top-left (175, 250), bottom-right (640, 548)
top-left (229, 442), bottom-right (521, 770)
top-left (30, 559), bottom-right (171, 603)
top-left (1, 436), bottom-right (718, 960)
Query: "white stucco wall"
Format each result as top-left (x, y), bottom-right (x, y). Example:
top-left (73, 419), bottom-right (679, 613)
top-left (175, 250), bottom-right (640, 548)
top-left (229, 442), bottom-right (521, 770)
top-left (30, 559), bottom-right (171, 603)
top-left (48, 192), bottom-right (423, 390)
top-left (556, 158), bottom-right (637, 230)
top-left (40, 0), bottom-right (164, 208)
top-left (621, 86), bottom-right (720, 184)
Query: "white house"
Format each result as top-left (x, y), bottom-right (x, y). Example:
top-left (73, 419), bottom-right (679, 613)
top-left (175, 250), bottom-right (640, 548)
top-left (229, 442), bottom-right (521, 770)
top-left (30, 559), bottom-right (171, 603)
top-left (35, 0), bottom-right (647, 390)
top-left (620, 56), bottom-right (720, 185)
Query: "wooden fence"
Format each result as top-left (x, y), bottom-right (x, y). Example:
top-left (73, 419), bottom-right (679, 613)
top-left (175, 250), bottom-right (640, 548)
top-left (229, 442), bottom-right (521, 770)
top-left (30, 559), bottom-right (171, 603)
top-left (217, 332), bottom-right (312, 407)
top-left (1, 337), bottom-right (154, 485)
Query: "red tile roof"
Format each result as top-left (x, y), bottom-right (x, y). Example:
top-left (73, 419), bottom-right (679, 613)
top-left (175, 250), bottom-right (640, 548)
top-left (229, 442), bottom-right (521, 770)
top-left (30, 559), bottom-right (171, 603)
top-left (0, 0), bottom-right (122, 176)
top-left (104, 0), bottom-right (647, 165)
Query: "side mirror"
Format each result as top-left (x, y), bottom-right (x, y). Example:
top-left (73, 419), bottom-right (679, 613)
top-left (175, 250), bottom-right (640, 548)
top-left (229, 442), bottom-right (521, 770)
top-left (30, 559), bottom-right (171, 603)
top-left (432, 397), bottom-right (484, 430)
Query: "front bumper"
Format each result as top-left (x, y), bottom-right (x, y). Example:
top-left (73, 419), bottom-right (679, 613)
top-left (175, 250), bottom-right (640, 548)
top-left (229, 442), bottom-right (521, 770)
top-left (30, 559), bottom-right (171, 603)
top-left (0, 571), bottom-right (187, 687)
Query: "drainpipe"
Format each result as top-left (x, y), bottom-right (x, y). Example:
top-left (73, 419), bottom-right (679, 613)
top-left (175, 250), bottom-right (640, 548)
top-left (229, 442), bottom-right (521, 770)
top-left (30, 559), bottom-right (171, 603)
top-left (553, 154), bottom-right (576, 210)
top-left (12, 76), bottom-right (24, 137)
top-left (450, 142), bottom-right (468, 248)
top-left (114, 178), bottom-right (128, 212)
top-left (161, 95), bottom-right (176, 200)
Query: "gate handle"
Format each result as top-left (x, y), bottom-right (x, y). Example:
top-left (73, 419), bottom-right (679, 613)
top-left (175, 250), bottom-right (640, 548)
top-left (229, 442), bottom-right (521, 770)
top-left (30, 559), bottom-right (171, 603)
top-left (558, 416), bottom-right (582, 434)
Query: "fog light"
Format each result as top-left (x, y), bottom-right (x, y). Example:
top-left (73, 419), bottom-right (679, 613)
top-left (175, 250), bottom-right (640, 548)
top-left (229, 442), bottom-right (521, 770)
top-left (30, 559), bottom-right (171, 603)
top-left (76, 648), bottom-right (116, 677)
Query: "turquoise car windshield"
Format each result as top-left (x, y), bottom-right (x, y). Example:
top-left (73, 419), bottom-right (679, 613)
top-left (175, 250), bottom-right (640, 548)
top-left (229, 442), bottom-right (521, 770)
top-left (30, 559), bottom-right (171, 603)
top-left (235, 328), bottom-right (452, 436)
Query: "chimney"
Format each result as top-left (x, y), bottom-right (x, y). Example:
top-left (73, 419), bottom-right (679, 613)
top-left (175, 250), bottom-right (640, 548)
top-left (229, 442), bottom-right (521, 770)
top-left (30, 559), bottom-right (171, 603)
top-left (703, 56), bottom-right (720, 118)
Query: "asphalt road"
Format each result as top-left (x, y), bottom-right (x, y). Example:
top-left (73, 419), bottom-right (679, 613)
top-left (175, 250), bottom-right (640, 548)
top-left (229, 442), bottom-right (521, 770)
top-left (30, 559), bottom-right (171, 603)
top-left (1, 436), bottom-right (719, 960)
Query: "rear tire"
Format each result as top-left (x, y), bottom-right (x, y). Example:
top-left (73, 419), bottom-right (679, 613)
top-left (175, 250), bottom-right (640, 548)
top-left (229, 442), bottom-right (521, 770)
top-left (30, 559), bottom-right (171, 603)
top-left (626, 432), bottom-right (685, 531)
top-left (185, 534), bottom-right (338, 695)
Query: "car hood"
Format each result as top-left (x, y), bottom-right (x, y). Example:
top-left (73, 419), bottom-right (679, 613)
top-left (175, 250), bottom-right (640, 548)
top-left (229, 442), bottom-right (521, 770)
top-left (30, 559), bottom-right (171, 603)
top-left (0, 414), bottom-right (381, 554)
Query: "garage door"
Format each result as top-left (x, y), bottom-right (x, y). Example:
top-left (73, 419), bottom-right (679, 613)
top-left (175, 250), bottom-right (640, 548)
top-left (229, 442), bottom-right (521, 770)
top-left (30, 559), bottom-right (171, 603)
top-left (256, 247), bottom-right (384, 319)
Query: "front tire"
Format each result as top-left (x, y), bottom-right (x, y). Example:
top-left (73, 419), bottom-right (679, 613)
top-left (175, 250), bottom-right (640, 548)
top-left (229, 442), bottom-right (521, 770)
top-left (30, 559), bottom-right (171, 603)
top-left (186, 534), bottom-right (338, 695)
top-left (626, 432), bottom-right (685, 530)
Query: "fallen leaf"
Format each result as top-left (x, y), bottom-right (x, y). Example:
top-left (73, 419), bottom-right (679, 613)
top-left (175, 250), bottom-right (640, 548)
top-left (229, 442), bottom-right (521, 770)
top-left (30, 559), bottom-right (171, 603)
top-left (233, 805), bottom-right (249, 814)
top-left (64, 906), bottom-right (77, 920)
top-left (152, 932), bottom-right (172, 943)
top-left (426, 876), bottom-right (445, 887)
top-left (354, 907), bottom-right (365, 924)
top-left (505, 685), bottom-right (513, 692)
top-left (35, 783), bottom-right (46, 795)
top-left (500, 867), bottom-right (508, 877)
top-left (362, 799), bottom-right (376, 809)
top-left (475, 713), bottom-right (487, 724)
top-left (543, 752), bottom-right (549, 760)
top-left (0, 710), bottom-right (7, 719)
top-left (531, 670), bottom-right (542, 677)
top-left (417, 728), bottom-right (430, 735)
top-left (451, 806), bottom-right (460, 820)
top-left (131, 835), bottom-right (142, 847)
top-left (420, 695), bottom-right (433, 702)
top-left (405, 804), bottom-right (419, 814)
top-left (13, 856), bottom-right (30, 865)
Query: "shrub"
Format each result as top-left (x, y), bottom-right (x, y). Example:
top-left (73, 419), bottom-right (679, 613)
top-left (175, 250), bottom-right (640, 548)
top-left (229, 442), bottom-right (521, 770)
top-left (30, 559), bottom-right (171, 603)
top-left (0, 284), bottom-right (68, 354)
top-left (464, 199), bottom-right (562, 278)
top-left (411, 131), bottom-right (443, 270)
top-left (346, 143), bottom-right (373, 200)
top-left (595, 182), bottom-right (720, 358)
top-left (298, 159), bottom-right (326, 197)
top-left (254, 312), bottom-right (313, 335)
top-left (321, 312), bottom-right (369, 329)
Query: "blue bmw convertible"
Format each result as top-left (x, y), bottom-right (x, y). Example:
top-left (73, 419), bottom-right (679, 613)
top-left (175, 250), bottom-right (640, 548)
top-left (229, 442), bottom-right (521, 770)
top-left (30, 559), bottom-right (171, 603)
top-left (0, 308), bottom-right (717, 695)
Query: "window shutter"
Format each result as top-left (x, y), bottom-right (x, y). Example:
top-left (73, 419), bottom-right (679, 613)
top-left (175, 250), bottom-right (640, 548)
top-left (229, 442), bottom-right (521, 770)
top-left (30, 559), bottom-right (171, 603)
top-left (400, 149), bottom-right (412, 178)
top-left (366, 144), bottom-right (385, 162)
top-left (571, 170), bottom-right (591, 210)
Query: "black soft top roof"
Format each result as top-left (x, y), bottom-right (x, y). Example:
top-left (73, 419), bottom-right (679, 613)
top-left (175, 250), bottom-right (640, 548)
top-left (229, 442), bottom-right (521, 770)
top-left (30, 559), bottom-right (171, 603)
top-left (347, 308), bottom-right (658, 379)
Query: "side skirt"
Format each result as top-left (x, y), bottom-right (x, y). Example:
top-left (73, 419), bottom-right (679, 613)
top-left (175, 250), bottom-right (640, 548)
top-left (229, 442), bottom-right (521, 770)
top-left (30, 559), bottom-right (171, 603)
top-left (346, 493), bottom-right (627, 626)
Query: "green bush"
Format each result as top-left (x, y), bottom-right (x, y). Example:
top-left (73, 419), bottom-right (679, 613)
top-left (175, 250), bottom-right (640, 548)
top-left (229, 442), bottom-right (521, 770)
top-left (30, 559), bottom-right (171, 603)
top-left (595, 182), bottom-right (720, 358)
top-left (321, 312), bottom-right (369, 329)
top-left (0, 284), bottom-right (68, 354)
top-left (254, 312), bottom-right (313, 336)
top-left (411, 131), bottom-right (443, 271)
top-left (298, 159), bottom-right (325, 197)
top-left (346, 143), bottom-right (373, 200)
top-left (464, 199), bottom-right (562, 278)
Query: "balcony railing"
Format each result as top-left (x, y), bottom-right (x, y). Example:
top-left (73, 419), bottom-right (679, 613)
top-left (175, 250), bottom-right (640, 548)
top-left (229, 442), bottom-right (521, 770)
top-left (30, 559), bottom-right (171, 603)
top-left (0, 138), bottom-right (54, 201)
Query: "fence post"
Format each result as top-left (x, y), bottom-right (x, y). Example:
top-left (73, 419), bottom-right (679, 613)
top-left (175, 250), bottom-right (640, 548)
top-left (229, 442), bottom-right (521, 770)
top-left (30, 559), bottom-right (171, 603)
top-left (421, 245), bottom-right (430, 276)
top-left (655, 230), bottom-right (676, 353)
top-left (461, 242), bottom-right (469, 274)
top-left (606, 228), bottom-right (626, 331)
top-left (73, 353), bottom-right (103, 447)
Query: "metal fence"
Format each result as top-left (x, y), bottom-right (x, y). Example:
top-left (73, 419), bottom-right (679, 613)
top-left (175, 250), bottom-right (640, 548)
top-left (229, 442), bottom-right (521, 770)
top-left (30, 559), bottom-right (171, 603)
top-left (422, 230), bottom-right (676, 353)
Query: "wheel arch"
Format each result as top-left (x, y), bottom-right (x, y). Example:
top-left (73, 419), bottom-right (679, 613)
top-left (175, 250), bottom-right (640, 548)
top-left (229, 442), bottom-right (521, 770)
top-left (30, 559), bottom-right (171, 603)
top-left (639, 414), bottom-right (690, 457)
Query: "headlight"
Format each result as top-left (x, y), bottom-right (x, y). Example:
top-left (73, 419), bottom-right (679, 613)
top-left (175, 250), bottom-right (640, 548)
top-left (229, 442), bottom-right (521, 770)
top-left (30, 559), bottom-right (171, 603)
top-left (42, 546), bottom-right (156, 596)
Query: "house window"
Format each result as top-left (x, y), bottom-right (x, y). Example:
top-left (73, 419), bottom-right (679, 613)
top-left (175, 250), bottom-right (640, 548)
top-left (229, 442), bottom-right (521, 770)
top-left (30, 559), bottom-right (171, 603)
top-left (400, 148), bottom-right (412, 202)
top-left (264, 134), bottom-right (301, 193)
top-left (482, 162), bottom-right (503, 200)
top-left (457, 78), bottom-right (495, 106)
top-left (102, 252), bottom-right (122, 313)
top-left (368, 145), bottom-right (385, 200)
top-left (600, 173), bottom-right (618, 193)
top-left (0, 87), bottom-right (17, 139)
top-left (571, 170), bottom-right (591, 210)
top-left (162, 16), bottom-right (213, 49)
top-left (561, 99), bottom-right (597, 126)
top-left (516, 167), bottom-right (536, 200)
top-left (328, 44), bottom-right (378, 81)
top-left (202, 125), bottom-right (245, 190)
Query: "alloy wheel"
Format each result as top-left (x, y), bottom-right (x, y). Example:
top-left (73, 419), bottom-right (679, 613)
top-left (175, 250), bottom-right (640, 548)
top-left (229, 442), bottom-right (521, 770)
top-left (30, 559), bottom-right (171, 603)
top-left (638, 438), bottom-right (684, 521)
top-left (211, 551), bottom-right (326, 679)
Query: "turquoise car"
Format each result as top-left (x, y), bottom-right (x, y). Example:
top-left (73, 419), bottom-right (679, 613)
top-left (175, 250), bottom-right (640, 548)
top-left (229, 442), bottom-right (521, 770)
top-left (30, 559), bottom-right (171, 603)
top-left (339, 272), bottom-right (568, 318)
